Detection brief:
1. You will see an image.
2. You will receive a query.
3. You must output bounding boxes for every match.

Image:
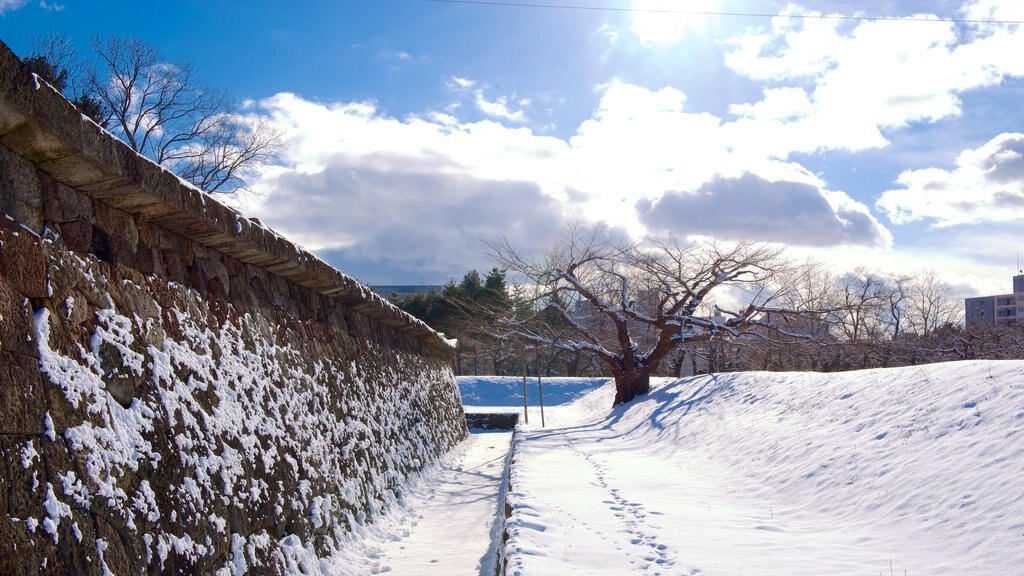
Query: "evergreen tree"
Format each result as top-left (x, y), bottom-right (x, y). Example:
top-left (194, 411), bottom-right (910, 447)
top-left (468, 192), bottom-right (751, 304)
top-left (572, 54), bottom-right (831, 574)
top-left (23, 54), bottom-right (67, 92)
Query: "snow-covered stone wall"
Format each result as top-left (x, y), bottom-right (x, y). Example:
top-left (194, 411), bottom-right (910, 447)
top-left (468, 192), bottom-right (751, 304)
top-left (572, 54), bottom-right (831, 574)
top-left (0, 40), bottom-right (466, 574)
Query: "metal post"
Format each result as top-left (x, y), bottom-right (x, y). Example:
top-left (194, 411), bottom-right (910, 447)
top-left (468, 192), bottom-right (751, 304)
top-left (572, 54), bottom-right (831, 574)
top-left (521, 352), bottom-right (529, 424)
top-left (537, 362), bottom-right (545, 428)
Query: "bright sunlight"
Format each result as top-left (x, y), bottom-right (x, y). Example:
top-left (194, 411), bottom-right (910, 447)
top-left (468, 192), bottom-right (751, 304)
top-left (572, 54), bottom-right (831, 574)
top-left (631, 0), bottom-right (723, 45)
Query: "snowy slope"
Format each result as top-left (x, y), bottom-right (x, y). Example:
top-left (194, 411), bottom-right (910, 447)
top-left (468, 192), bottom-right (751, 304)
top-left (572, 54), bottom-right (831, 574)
top-left (503, 360), bottom-right (1024, 575)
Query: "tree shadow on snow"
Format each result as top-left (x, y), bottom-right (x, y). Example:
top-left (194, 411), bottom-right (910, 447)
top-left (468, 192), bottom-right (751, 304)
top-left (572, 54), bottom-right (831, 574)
top-left (522, 374), bottom-right (738, 448)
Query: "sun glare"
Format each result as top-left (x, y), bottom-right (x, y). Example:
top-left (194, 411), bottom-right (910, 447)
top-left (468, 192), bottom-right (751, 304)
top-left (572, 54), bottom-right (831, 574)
top-left (631, 0), bottom-right (722, 46)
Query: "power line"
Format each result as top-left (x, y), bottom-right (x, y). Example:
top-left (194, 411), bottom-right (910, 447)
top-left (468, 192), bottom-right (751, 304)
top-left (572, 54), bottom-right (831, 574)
top-left (417, 0), bottom-right (1024, 26)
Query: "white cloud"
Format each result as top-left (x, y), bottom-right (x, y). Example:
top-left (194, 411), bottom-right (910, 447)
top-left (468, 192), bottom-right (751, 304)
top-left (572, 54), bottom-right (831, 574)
top-left (571, 82), bottom-right (725, 192)
top-left (729, 87), bottom-right (813, 122)
top-left (597, 23), bottom-right (619, 45)
top-left (877, 132), bottom-right (1024, 226)
top-left (638, 173), bottom-right (892, 248)
top-left (245, 79), bottom-right (891, 283)
top-left (255, 157), bottom-right (567, 282)
top-left (722, 3), bottom-right (1024, 155)
top-left (961, 0), bottom-right (1024, 33)
top-left (723, 7), bottom-right (843, 80)
top-left (378, 49), bottom-right (422, 67)
top-left (248, 92), bottom-right (574, 280)
top-left (448, 76), bottom-right (476, 89)
top-left (0, 0), bottom-right (28, 14)
top-left (445, 77), bottom-right (530, 123)
top-left (233, 1), bottom-right (1024, 289)
top-left (474, 91), bottom-right (528, 122)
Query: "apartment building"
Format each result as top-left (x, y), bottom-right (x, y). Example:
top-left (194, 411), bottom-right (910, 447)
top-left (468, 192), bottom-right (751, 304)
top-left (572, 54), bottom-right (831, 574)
top-left (965, 274), bottom-right (1024, 327)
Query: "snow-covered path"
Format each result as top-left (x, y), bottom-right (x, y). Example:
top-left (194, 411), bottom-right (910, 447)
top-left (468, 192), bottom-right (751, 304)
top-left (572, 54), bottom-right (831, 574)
top-left (505, 421), bottom-right (912, 576)
top-left (323, 431), bottom-right (512, 575)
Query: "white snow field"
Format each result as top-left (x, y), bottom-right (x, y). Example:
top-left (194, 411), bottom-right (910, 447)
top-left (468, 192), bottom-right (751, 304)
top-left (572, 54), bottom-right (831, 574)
top-left (503, 360), bottom-right (1024, 576)
top-left (329, 360), bottom-right (1024, 575)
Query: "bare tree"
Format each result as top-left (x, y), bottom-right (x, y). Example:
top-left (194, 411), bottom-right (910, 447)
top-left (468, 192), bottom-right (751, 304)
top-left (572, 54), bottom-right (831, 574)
top-left (832, 268), bottom-right (888, 343)
top-left (882, 273), bottom-right (912, 338)
top-left (905, 270), bottom-right (962, 335)
top-left (488, 224), bottom-right (790, 406)
top-left (85, 36), bottom-right (280, 193)
top-left (25, 32), bottom-right (78, 93)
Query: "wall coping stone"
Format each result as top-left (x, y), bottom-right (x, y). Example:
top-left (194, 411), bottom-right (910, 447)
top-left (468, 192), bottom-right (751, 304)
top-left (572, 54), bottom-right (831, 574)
top-left (0, 40), bottom-right (453, 352)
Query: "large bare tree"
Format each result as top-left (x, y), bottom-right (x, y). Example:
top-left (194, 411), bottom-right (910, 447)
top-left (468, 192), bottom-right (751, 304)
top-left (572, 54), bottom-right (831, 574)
top-left (488, 224), bottom-right (790, 406)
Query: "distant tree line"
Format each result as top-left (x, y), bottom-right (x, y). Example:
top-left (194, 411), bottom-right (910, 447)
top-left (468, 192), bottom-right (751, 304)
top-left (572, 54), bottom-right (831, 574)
top-left (392, 268), bottom-right (602, 378)
top-left (678, 264), bottom-right (1022, 377)
top-left (20, 33), bottom-right (280, 194)
top-left (395, 227), bottom-right (1021, 406)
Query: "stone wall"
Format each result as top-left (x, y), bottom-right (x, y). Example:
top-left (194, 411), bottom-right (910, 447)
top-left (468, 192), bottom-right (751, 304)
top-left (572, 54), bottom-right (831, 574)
top-left (0, 40), bottom-right (467, 574)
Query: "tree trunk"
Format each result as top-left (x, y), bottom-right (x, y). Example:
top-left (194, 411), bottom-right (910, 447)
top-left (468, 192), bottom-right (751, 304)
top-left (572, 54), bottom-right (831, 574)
top-left (670, 351), bottom-right (683, 378)
top-left (612, 370), bottom-right (651, 406)
top-left (566, 350), bottom-right (580, 377)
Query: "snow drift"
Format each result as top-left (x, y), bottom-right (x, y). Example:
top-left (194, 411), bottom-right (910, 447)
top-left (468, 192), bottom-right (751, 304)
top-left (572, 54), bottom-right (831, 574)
top-left (503, 360), bottom-right (1024, 575)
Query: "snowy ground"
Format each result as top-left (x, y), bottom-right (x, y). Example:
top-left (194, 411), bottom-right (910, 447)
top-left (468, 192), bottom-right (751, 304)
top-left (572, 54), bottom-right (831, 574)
top-left (333, 361), bottom-right (1024, 575)
top-left (322, 431), bottom-right (512, 575)
top-left (504, 361), bottom-right (1024, 575)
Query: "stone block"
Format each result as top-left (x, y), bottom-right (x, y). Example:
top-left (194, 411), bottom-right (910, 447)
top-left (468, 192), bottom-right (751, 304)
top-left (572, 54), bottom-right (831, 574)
top-left (38, 170), bottom-right (64, 222)
top-left (94, 516), bottom-right (133, 575)
top-left (136, 245), bottom-right (155, 275)
top-left (0, 277), bottom-right (36, 357)
top-left (187, 261), bottom-right (208, 296)
top-left (42, 245), bottom-right (88, 310)
top-left (60, 288), bottom-right (90, 328)
top-left (161, 247), bottom-right (186, 285)
top-left (199, 255), bottom-right (229, 301)
top-left (0, 351), bottom-right (46, 434)
top-left (0, 515), bottom-right (68, 576)
top-left (0, 436), bottom-right (46, 518)
top-left (93, 199), bottom-right (139, 259)
top-left (110, 233), bottom-right (137, 270)
top-left (134, 216), bottom-right (157, 251)
top-left (0, 144), bottom-right (43, 233)
top-left (0, 214), bottom-right (47, 298)
top-left (178, 235), bottom-right (194, 267)
top-left (0, 118), bottom-right (76, 164)
top-left (56, 181), bottom-right (92, 221)
top-left (0, 87), bottom-right (28, 135)
top-left (38, 150), bottom-right (120, 195)
top-left (155, 226), bottom-right (177, 250)
top-left (57, 219), bottom-right (92, 254)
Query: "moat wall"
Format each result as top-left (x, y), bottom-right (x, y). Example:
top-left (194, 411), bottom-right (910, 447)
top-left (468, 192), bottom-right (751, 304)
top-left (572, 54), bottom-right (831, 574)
top-left (0, 40), bottom-right (466, 574)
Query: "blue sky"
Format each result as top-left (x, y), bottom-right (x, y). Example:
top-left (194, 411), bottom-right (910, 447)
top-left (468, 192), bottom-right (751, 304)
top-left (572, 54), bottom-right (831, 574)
top-left (3, 1), bottom-right (1024, 296)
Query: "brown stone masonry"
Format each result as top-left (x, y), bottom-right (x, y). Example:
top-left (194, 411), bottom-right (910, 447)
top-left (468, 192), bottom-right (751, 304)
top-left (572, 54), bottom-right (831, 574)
top-left (0, 39), bottom-right (466, 574)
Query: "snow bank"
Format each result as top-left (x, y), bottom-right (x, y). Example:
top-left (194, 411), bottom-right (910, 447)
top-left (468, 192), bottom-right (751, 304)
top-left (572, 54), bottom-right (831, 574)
top-left (504, 361), bottom-right (1024, 575)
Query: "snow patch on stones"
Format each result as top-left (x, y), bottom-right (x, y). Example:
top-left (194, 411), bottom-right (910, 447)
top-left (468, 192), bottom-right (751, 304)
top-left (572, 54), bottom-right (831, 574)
top-left (27, 269), bottom-right (464, 573)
